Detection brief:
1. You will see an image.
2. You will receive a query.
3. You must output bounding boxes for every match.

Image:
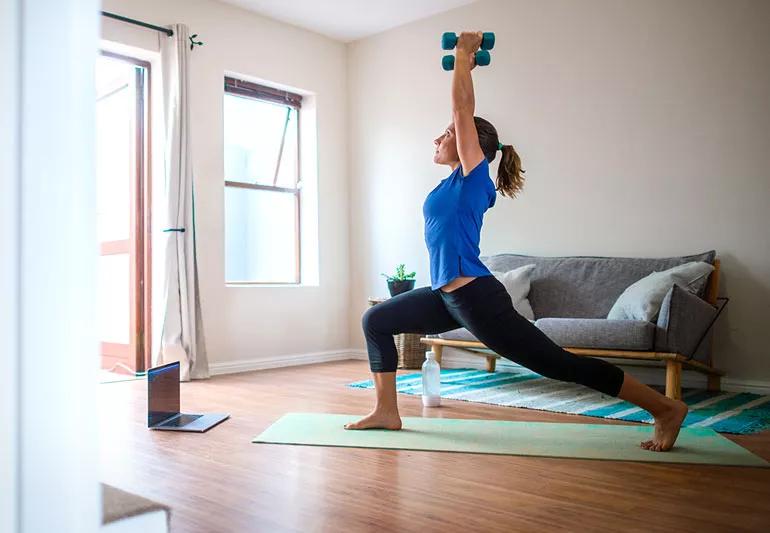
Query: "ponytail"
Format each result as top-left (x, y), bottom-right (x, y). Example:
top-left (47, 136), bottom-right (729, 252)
top-left (471, 117), bottom-right (526, 199)
top-left (496, 144), bottom-right (525, 198)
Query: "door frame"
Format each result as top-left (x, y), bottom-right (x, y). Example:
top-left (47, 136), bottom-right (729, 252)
top-left (98, 50), bottom-right (153, 373)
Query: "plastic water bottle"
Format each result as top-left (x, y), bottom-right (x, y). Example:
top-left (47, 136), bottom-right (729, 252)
top-left (422, 351), bottom-right (441, 407)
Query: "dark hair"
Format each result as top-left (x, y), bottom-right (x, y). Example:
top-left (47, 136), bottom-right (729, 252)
top-left (474, 116), bottom-right (525, 198)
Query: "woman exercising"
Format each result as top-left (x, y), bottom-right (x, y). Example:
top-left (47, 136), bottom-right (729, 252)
top-left (345, 32), bottom-right (689, 452)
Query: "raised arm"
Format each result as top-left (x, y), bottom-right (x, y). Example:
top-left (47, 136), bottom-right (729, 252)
top-left (452, 31), bottom-right (485, 176)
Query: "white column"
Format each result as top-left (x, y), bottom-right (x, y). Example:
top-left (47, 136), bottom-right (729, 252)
top-left (0, 0), bottom-right (21, 530)
top-left (2, 0), bottom-right (101, 531)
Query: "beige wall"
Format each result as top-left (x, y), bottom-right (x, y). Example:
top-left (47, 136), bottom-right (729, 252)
top-left (101, 0), bottom-right (351, 370)
top-left (348, 0), bottom-right (770, 385)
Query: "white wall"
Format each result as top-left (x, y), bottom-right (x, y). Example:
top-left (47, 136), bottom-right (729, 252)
top-left (348, 0), bottom-right (770, 385)
top-left (101, 0), bottom-right (351, 370)
top-left (3, 0), bottom-right (101, 530)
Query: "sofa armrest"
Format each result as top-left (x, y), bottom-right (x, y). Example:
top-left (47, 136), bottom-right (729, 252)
top-left (655, 284), bottom-right (718, 361)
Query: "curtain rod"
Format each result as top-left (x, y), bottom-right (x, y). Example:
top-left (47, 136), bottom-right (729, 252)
top-left (101, 11), bottom-right (173, 37)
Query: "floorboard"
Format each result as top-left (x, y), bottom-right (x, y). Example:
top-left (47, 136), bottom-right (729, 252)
top-left (99, 360), bottom-right (770, 532)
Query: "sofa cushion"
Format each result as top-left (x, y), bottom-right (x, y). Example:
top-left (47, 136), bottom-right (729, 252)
top-left (606, 261), bottom-right (715, 321)
top-left (438, 318), bottom-right (654, 351)
top-left (655, 284), bottom-right (718, 362)
top-left (480, 251), bottom-right (716, 319)
top-left (535, 318), bottom-right (655, 351)
top-left (490, 264), bottom-right (536, 320)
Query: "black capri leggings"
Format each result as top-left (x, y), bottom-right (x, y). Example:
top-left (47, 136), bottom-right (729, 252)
top-left (362, 275), bottom-right (625, 397)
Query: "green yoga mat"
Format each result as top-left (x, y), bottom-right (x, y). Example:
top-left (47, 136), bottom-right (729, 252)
top-left (253, 413), bottom-right (769, 467)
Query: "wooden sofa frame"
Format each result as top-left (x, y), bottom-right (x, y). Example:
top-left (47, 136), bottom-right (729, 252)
top-left (421, 259), bottom-right (725, 400)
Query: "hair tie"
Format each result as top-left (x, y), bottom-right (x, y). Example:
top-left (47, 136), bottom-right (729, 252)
top-left (497, 141), bottom-right (504, 151)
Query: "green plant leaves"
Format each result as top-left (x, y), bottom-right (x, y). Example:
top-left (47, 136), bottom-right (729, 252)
top-left (381, 263), bottom-right (416, 281)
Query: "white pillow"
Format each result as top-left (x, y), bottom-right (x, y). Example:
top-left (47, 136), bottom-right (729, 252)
top-left (490, 264), bottom-right (536, 320)
top-left (607, 261), bottom-right (714, 321)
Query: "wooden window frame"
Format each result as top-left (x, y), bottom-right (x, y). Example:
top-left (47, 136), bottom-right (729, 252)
top-left (224, 77), bottom-right (303, 285)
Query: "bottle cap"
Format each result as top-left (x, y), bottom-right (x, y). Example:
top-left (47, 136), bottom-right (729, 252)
top-left (425, 351), bottom-right (435, 359)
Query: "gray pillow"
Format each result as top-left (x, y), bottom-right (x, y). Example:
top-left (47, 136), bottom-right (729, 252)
top-left (607, 261), bottom-right (714, 322)
top-left (655, 284), bottom-right (718, 359)
top-left (490, 264), bottom-right (536, 320)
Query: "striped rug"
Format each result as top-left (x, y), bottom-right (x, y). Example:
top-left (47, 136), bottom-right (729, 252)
top-left (348, 368), bottom-right (770, 435)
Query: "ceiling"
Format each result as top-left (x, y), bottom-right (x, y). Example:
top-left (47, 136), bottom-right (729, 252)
top-left (217, 0), bottom-right (480, 42)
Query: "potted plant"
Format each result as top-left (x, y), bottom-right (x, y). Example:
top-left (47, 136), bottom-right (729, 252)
top-left (381, 264), bottom-right (416, 297)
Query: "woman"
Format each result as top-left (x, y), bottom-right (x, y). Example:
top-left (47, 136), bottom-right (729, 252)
top-left (345, 32), bottom-right (688, 452)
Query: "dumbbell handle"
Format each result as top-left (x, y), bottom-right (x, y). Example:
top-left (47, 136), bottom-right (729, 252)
top-left (441, 32), bottom-right (495, 51)
top-left (442, 50), bottom-right (491, 71)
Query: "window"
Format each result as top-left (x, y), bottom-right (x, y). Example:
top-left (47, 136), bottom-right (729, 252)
top-left (224, 77), bottom-right (302, 284)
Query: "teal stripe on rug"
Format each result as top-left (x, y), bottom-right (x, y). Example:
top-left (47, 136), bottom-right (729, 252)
top-left (347, 368), bottom-right (770, 435)
top-left (709, 396), bottom-right (770, 434)
top-left (578, 390), bottom-right (703, 424)
top-left (683, 393), bottom-right (770, 434)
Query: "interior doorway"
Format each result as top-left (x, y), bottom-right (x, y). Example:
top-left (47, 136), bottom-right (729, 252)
top-left (95, 51), bottom-right (152, 377)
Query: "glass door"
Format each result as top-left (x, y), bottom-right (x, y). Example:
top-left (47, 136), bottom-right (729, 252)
top-left (95, 52), bottom-right (150, 376)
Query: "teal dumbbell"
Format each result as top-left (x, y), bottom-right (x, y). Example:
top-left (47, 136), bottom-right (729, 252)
top-left (441, 49), bottom-right (491, 71)
top-left (441, 31), bottom-right (495, 51)
top-left (441, 32), bottom-right (494, 70)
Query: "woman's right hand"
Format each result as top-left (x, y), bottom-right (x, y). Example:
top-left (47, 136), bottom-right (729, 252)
top-left (456, 31), bottom-right (483, 54)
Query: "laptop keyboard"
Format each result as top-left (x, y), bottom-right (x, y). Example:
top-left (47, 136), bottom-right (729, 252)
top-left (159, 414), bottom-right (202, 427)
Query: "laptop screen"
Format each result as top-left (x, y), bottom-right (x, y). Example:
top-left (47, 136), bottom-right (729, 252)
top-left (148, 362), bottom-right (180, 426)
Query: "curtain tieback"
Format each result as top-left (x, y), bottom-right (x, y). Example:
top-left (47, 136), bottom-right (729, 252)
top-left (163, 228), bottom-right (186, 233)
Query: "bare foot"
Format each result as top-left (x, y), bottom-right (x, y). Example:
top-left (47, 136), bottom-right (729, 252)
top-left (640, 399), bottom-right (689, 452)
top-left (344, 409), bottom-right (402, 430)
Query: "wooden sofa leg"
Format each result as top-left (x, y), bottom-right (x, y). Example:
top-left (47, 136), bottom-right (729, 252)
top-left (665, 360), bottom-right (682, 400)
top-left (707, 374), bottom-right (721, 393)
top-left (432, 345), bottom-right (443, 366)
top-left (485, 356), bottom-right (496, 373)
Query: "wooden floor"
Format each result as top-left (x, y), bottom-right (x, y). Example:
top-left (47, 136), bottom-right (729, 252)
top-left (99, 360), bottom-right (770, 533)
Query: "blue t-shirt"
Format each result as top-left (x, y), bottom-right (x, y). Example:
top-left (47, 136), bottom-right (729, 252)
top-left (423, 158), bottom-right (497, 290)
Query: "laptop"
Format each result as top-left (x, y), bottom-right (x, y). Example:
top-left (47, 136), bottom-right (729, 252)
top-left (147, 361), bottom-right (229, 432)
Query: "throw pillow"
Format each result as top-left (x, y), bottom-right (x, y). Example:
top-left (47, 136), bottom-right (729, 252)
top-left (490, 264), bottom-right (536, 320)
top-left (607, 261), bottom-right (714, 322)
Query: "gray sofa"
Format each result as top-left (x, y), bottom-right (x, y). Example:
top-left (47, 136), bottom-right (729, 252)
top-left (422, 250), bottom-right (725, 399)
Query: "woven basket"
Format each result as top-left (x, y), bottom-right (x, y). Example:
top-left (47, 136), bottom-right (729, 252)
top-left (368, 297), bottom-right (426, 370)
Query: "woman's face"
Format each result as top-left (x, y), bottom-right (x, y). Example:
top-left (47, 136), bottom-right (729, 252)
top-left (433, 123), bottom-right (459, 166)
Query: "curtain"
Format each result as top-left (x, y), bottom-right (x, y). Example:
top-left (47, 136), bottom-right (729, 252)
top-left (158, 23), bottom-right (209, 381)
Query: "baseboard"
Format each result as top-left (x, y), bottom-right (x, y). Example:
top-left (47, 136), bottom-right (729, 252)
top-left (720, 378), bottom-right (770, 395)
top-left (349, 347), bottom-right (770, 395)
top-left (209, 349), bottom-right (360, 376)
